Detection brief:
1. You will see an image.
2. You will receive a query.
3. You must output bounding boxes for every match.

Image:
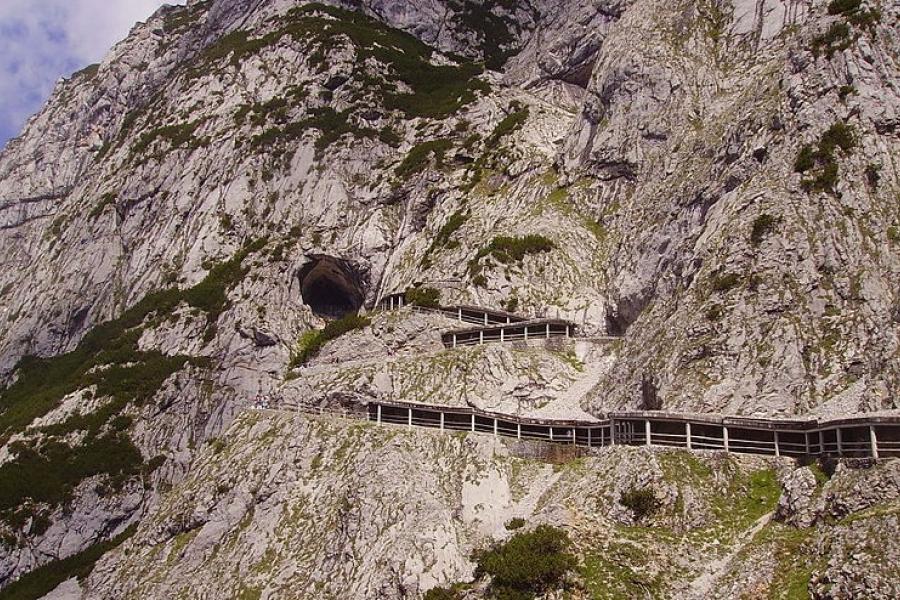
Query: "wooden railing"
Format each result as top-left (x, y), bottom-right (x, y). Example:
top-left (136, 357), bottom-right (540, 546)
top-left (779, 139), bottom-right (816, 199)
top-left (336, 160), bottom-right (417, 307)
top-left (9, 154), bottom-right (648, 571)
top-left (358, 400), bottom-right (900, 459)
top-left (375, 293), bottom-right (590, 347)
top-left (352, 296), bottom-right (899, 459)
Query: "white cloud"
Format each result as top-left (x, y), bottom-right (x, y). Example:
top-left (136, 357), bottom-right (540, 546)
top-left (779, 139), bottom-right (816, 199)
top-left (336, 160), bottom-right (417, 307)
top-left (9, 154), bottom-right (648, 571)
top-left (0, 0), bottom-right (186, 146)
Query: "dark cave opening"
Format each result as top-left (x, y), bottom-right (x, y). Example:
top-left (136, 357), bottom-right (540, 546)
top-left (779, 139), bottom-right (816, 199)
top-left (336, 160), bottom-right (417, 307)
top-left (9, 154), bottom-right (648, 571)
top-left (298, 256), bottom-right (365, 319)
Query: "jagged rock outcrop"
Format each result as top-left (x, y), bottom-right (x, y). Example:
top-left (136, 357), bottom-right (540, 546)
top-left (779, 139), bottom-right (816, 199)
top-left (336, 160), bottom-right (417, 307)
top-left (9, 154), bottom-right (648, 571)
top-left (0, 0), bottom-right (898, 595)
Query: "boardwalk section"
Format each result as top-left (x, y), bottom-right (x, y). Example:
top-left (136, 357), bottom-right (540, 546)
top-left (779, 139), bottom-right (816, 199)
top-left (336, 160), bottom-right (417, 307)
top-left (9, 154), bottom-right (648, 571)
top-left (364, 400), bottom-right (900, 459)
top-left (377, 292), bottom-right (579, 347)
top-left (442, 319), bottom-right (574, 347)
top-left (365, 295), bottom-right (899, 459)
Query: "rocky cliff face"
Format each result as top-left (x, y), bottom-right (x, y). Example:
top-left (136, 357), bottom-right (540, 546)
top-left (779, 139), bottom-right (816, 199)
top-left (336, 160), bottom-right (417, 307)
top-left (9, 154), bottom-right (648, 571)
top-left (81, 412), bottom-right (900, 599)
top-left (0, 0), bottom-right (898, 595)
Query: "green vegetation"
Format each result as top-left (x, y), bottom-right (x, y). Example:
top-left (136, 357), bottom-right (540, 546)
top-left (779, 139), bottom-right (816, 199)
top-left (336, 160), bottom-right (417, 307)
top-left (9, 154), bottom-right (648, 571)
top-left (163, 0), bottom-right (210, 34)
top-left (130, 119), bottom-right (208, 161)
top-left (474, 525), bottom-right (576, 599)
top-left (250, 107), bottom-right (381, 158)
top-left (87, 192), bottom-right (117, 221)
top-left (289, 313), bottom-right (372, 367)
top-left (751, 214), bottom-right (779, 246)
top-left (421, 209), bottom-right (469, 267)
top-left (620, 488), bottom-right (660, 522)
top-left (404, 286), bottom-right (441, 308)
top-left (395, 139), bottom-right (454, 179)
top-left (448, 0), bottom-right (517, 70)
top-left (865, 162), bottom-right (881, 189)
top-left (794, 122), bottom-right (856, 193)
top-left (0, 524), bottom-right (136, 600)
top-left (72, 63), bottom-right (100, 80)
top-left (711, 469), bottom-right (781, 532)
top-left (580, 542), bottom-right (660, 600)
top-left (467, 235), bottom-right (555, 277)
top-left (811, 21), bottom-right (854, 57)
top-left (838, 84), bottom-right (856, 101)
top-left (505, 517), bottom-right (526, 530)
top-left (811, 0), bottom-right (881, 58)
top-left (705, 304), bottom-right (724, 322)
top-left (234, 87), bottom-right (307, 128)
top-left (0, 435), bottom-right (142, 513)
top-left (0, 242), bottom-right (264, 525)
top-left (182, 237), bottom-right (268, 330)
top-left (190, 4), bottom-right (488, 119)
top-left (484, 107), bottom-right (529, 148)
top-left (423, 588), bottom-right (459, 600)
top-left (711, 272), bottom-right (741, 293)
top-left (888, 226), bottom-right (900, 244)
top-left (465, 105), bottom-right (530, 188)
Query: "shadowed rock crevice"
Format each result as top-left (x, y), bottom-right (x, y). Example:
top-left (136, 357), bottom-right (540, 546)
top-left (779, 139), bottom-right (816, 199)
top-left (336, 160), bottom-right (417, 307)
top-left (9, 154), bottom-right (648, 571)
top-left (298, 256), bottom-right (365, 319)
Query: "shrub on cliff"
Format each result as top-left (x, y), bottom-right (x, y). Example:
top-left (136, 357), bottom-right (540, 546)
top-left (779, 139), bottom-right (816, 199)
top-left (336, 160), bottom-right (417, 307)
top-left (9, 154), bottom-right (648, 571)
top-left (474, 524), bottom-right (576, 599)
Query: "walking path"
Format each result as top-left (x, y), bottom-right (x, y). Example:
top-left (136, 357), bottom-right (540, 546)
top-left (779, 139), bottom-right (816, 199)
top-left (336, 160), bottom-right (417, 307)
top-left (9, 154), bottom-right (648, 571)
top-left (280, 294), bottom-right (900, 460)
top-left (275, 400), bottom-right (900, 459)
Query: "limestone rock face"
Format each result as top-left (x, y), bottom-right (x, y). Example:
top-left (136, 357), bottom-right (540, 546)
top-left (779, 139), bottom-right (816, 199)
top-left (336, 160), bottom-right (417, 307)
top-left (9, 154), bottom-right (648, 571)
top-left (0, 0), bottom-right (898, 594)
top-left (78, 413), bottom-right (900, 600)
top-left (776, 465), bottom-right (820, 527)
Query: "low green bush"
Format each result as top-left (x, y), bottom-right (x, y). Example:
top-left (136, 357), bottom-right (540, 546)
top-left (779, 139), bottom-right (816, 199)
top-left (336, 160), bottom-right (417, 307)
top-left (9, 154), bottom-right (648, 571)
top-left (865, 163), bottom-right (881, 189)
top-left (474, 525), bottom-right (576, 599)
top-left (793, 145), bottom-right (817, 173)
top-left (811, 21), bottom-right (854, 57)
top-left (193, 4), bottom-right (487, 120)
top-left (812, 0), bottom-right (880, 57)
top-left (620, 488), bottom-right (660, 522)
top-left (0, 242), bottom-right (264, 523)
top-left (795, 122), bottom-right (856, 193)
top-left (451, 0), bottom-right (516, 70)
top-left (827, 0), bottom-right (861, 14)
top-left (421, 209), bottom-right (468, 267)
top-left (887, 226), bottom-right (899, 243)
top-left (423, 588), bottom-right (458, 600)
top-left (505, 517), bottom-right (526, 530)
top-left (130, 119), bottom-right (207, 161)
top-left (395, 139), bottom-right (454, 179)
top-left (250, 108), bottom-right (380, 158)
top-left (404, 287), bottom-right (441, 308)
top-left (290, 314), bottom-right (372, 367)
top-left (485, 107), bottom-right (529, 148)
top-left (750, 214), bottom-right (778, 246)
top-left (0, 433), bottom-right (142, 513)
top-left (468, 235), bottom-right (555, 277)
top-left (87, 192), bottom-right (117, 221)
top-left (711, 272), bottom-right (741, 293)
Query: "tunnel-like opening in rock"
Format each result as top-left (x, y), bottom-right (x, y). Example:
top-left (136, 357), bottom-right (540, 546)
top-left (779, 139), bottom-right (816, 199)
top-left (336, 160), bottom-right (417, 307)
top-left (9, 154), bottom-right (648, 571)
top-left (298, 256), bottom-right (365, 319)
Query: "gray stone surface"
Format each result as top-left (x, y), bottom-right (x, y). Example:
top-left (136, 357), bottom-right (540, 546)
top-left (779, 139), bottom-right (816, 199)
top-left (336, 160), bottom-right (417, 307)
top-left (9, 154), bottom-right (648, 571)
top-left (0, 0), bottom-right (897, 594)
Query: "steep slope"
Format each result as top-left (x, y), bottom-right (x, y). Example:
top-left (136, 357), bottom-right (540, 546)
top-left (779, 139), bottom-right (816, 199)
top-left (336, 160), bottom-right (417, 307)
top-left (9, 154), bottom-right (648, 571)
top-left (0, 0), bottom-right (898, 593)
top-left (558, 0), bottom-right (900, 416)
top-left (70, 412), bottom-right (900, 599)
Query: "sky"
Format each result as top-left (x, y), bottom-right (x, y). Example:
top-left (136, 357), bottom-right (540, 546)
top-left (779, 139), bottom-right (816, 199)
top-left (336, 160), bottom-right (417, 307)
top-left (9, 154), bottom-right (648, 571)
top-left (0, 0), bottom-right (185, 149)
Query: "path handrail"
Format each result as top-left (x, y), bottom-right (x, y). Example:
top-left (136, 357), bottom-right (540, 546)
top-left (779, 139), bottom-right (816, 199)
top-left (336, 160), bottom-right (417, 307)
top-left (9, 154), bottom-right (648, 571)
top-left (353, 400), bottom-right (898, 459)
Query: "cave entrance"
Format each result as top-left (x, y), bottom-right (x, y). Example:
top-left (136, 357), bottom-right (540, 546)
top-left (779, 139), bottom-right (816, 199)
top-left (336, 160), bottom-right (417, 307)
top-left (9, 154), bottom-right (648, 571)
top-left (298, 256), bottom-right (365, 319)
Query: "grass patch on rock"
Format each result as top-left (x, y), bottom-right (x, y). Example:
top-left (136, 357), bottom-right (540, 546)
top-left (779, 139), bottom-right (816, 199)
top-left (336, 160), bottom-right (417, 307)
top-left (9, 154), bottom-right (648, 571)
top-left (467, 234), bottom-right (555, 278)
top-left (289, 314), bottom-right (372, 367)
top-left (0, 524), bottom-right (137, 600)
top-left (794, 122), bottom-right (856, 193)
top-left (395, 139), bottom-right (454, 179)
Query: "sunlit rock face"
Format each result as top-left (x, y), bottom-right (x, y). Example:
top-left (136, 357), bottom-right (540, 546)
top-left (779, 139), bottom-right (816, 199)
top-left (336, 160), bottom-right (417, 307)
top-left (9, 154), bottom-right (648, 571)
top-left (0, 0), bottom-right (898, 595)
